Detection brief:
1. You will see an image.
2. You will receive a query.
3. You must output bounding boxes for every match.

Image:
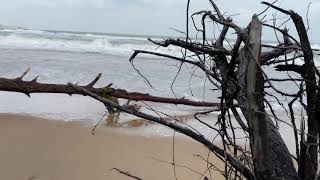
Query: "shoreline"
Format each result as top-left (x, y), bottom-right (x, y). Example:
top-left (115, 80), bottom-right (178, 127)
top-left (0, 113), bottom-right (225, 180)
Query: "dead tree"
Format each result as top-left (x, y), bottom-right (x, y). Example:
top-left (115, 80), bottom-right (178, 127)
top-left (0, 1), bottom-right (319, 180)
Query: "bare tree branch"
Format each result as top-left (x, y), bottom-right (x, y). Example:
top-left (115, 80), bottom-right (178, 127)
top-left (0, 72), bottom-right (220, 107)
top-left (69, 83), bottom-right (255, 180)
top-left (112, 168), bottom-right (144, 180)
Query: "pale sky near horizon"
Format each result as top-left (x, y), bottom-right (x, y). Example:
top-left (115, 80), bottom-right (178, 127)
top-left (0, 0), bottom-right (319, 41)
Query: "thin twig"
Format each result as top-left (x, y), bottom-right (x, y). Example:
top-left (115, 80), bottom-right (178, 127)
top-left (112, 168), bottom-right (144, 180)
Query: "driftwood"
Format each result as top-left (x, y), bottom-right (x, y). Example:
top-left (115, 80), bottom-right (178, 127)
top-left (237, 15), bottom-right (298, 179)
top-left (128, 2), bottom-right (319, 179)
top-left (69, 83), bottom-right (255, 180)
top-left (0, 1), bottom-right (319, 180)
top-left (111, 168), bottom-right (144, 180)
top-left (0, 70), bottom-right (220, 107)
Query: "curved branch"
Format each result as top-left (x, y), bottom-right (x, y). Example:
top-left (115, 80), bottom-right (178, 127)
top-left (69, 83), bottom-right (255, 180)
top-left (148, 38), bottom-right (230, 56)
top-left (261, 1), bottom-right (291, 15)
top-left (129, 50), bottom-right (223, 84)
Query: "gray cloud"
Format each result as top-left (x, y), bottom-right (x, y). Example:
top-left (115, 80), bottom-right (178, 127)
top-left (0, 0), bottom-right (319, 41)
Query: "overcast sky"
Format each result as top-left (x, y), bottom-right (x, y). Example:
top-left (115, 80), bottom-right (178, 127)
top-left (0, 0), bottom-right (319, 41)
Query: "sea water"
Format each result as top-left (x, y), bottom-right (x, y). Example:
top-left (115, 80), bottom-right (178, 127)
top-left (0, 28), bottom-right (218, 123)
top-left (0, 28), bottom-right (319, 151)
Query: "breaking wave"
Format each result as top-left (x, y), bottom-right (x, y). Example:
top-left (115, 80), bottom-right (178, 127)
top-left (0, 28), bottom-right (182, 56)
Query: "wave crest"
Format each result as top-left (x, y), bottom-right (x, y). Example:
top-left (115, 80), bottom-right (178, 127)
top-left (0, 29), bottom-right (182, 57)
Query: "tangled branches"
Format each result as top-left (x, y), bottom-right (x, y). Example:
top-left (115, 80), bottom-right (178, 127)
top-left (0, 1), bottom-right (320, 180)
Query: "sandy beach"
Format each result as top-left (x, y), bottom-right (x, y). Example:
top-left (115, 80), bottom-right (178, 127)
top-left (0, 113), bottom-right (225, 180)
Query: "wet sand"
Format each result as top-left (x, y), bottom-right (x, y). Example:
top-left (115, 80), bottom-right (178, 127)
top-left (0, 113), bottom-right (225, 180)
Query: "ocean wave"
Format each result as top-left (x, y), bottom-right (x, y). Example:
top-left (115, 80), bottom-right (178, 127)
top-left (0, 28), bottom-right (45, 34)
top-left (0, 29), bottom-right (184, 57)
top-left (0, 28), bottom-right (319, 60)
top-left (0, 29), bottom-right (170, 55)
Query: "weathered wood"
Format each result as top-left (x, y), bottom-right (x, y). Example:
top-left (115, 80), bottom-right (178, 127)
top-left (148, 38), bottom-right (231, 56)
top-left (245, 15), bottom-right (265, 179)
top-left (237, 15), bottom-right (299, 180)
top-left (69, 83), bottom-right (255, 180)
top-left (0, 77), bottom-right (220, 107)
top-left (291, 11), bottom-right (318, 180)
top-left (0, 2), bottom-right (316, 179)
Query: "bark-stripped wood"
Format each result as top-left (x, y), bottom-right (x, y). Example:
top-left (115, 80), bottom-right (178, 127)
top-left (69, 83), bottom-right (255, 180)
top-left (261, 2), bottom-right (319, 179)
top-left (291, 11), bottom-right (318, 180)
top-left (0, 75), bottom-right (220, 107)
top-left (237, 15), bottom-right (300, 180)
top-left (0, 1), bottom-right (318, 179)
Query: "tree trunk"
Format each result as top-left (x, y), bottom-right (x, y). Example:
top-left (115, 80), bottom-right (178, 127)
top-left (291, 12), bottom-right (318, 180)
top-left (237, 15), bottom-right (300, 180)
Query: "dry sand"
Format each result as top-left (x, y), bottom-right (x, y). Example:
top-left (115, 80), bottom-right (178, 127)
top-left (0, 113), bottom-right (225, 180)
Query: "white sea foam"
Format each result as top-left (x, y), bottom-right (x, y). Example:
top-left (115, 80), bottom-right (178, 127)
top-left (0, 29), bottom-right (183, 57)
top-left (0, 28), bottom-right (318, 146)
